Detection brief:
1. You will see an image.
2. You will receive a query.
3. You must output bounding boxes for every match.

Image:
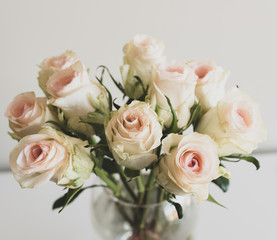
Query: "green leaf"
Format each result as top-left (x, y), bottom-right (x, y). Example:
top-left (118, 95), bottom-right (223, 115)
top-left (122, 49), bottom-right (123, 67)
top-left (134, 76), bottom-right (146, 92)
top-left (57, 108), bottom-right (66, 125)
top-left (186, 102), bottom-right (201, 130)
top-left (113, 98), bottom-right (120, 110)
top-left (97, 65), bottom-right (125, 95)
top-left (212, 176), bottom-right (230, 192)
top-left (53, 186), bottom-right (83, 213)
top-left (124, 168), bottom-right (140, 178)
top-left (53, 184), bottom-right (108, 213)
top-left (220, 154), bottom-right (260, 170)
top-left (165, 96), bottom-right (178, 133)
top-left (207, 194), bottom-right (226, 208)
top-left (96, 73), bottom-right (113, 111)
top-left (167, 198), bottom-right (183, 219)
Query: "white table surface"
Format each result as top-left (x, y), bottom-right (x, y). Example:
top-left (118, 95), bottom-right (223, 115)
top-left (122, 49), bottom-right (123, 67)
top-left (1, 152), bottom-right (276, 240)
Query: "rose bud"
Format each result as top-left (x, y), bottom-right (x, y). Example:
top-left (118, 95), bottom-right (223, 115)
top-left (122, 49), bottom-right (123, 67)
top-left (188, 60), bottom-right (230, 112)
top-left (38, 50), bottom-right (79, 95)
top-left (148, 60), bottom-right (197, 128)
top-left (120, 34), bottom-right (165, 99)
top-left (46, 61), bottom-right (109, 120)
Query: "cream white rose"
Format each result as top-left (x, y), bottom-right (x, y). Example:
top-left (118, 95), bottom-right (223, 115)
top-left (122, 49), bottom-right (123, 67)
top-left (5, 92), bottom-right (54, 137)
top-left (120, 34), bottom-right (165, 99)
top-left (188, 60), bottom-right (229, 112)
top-left (105, 101), bottom-right (162, 170)
top-left (38, 50), bottom-right (78, 95)
top-left (9, 127), bottom-right (93, 188)
top-left (155, 133), bottom-right (220, 203)
top-left (46, 61), bottom-right (109, 120)
top-left (149, 60), bottom-right (197, 128)
top-left (196, 87), bottom-right (266, 156)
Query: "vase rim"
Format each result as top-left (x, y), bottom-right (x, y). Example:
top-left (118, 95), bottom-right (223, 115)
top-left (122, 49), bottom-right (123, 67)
top-left (103, 188), bottom-right (193, 208)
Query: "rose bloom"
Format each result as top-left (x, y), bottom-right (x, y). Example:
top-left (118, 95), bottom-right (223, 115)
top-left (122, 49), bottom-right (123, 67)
top-left (148, 60), bottom-right (197, 128)
top-left (196, 87), bottom-right (267, 156)
top-left (9, 127), bottom-right (93, 188)
top-left (120, 34), bottom-right (165, 99)
top-left (38, 50), bottom-right (78, 95)
top-left (40, 50), bottom-right (78, 70)
top-left (155, 133), bottom-right (220, 202)
top-left (188, 60), bottom-right (230, 112)
top-left (46, 61), bottom-right (109, 119)
top-left (105, 101), bottom-right (163, 170)
top-left (5, 92), bottom-right (54, 137)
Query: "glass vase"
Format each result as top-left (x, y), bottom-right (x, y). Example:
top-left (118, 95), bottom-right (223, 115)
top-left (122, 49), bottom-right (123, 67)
top-left (91, 187), bottom-right (198, 240)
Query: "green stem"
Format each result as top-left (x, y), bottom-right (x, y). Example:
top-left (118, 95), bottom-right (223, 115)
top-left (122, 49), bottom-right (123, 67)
top-left (151, 187), bottom-right (165, 229)
top-left (157, 187), bottom-right (165, 203)
top-left (136, 176), bottom-right (145, 192)
top-left (139, 170), bottom-right (156, 230)
top-left (117, 166), bottom-right (137, 202)
top-left (136, 175), bottom-right (145, 204)
top-left (94, 167), bottom-right (120, 197)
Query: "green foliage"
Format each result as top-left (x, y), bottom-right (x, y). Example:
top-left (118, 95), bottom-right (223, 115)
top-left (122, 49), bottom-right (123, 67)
top-left (53, 185), bottom-right (107, 213)
top-left (124, 168), bottom-right (140, 178)
top-left (97, 65), bottom-right (125, 95)
top-left (53, 186), bottom-right (83, 213)
top-left (186, 102), bottom-right (201, 130)
top-left (164, 96), bottom-right (178, 134)
top-left (220, 154), bottom-right (260, 170)
top-left (133, 75), bottom-right (149, 101)
top-left (212, 176), bottom-right (230, 192)
top-left (166, 197), bottom-right (183, 219)
top-left (207, 194), bottom-right (226, 208)
top-left (102, 157), bottom-right (118, 174)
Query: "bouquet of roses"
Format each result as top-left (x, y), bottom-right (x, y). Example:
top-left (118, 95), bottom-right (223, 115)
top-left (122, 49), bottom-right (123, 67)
top-left (6, 34), bottom-right (266, 228)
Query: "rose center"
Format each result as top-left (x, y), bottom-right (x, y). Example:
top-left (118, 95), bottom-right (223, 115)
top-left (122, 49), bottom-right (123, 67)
top-left (126, 115), bottom-right (137, 122)
top-left (123, 112), bottom-right (144, 132)
top-left (237, 108), bottom-right (253, 128)
top-left (53, 70), bottom-right (77, 91)
top-left (180, 152), bottom-right (202, 173)
top-left (31, 145), bottom-right (43, 160)
top-left (195, 65), bottom-right (212, 80)
top-left (188, 158), bottom-right (198, 168)
top-left (12, 101), bottom-right (33, 118)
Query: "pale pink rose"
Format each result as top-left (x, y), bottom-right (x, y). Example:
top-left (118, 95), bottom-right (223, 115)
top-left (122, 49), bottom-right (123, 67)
top-left (46, 62), bottom-right (90, 98)
top-left (10, 134), bottom-right (68, 188)
top-left (188, 60), bottom-right (229, 112)
top-left (149, 60), bottom-right (197, 128)
top-left (46, 61), bottom-right (108, 119)
top-left (9, 127), bottom-right (94, 188)
top-left (40, 50), bottom-right (78, 70)
top-left (5, 92), bottom-right (53, 137)
top-left (121, 34), bottom-right (165, 99)
top-left (196, 87), bottom-right (267, 156)
top-left (105, 101), bottom-right (162, 170)
top-left (155, 133), bottom-right (220, 202)
top-left (38, 51), bottom-right (79, 95)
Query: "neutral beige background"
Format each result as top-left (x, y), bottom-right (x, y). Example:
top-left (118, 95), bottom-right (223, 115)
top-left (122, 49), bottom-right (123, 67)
top-left (0, 0), bottom-right (276, 168)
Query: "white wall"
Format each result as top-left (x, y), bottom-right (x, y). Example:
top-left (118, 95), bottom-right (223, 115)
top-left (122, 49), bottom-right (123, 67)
top-left (1, 0), bottom-right (276, 168)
